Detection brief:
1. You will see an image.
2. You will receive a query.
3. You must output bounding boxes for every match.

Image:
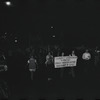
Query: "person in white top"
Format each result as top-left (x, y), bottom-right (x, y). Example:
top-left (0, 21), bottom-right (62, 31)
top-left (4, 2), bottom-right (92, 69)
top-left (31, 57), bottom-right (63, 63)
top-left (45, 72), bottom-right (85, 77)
top-left (82, 49), bottom-right (91, 73)
top-left (82, 49), bottom-right (91, 60)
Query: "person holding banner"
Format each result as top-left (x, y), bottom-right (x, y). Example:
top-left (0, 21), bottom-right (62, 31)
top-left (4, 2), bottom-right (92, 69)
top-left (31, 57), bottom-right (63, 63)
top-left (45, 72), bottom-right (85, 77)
top-left (60, 52), bottom-right (65, 79)
top-left (54, 51), bottom-right (78, 79)
top-left (70, 50), bottom-right (76, 78)
top-left (45, 52), bottom-right (54, 81)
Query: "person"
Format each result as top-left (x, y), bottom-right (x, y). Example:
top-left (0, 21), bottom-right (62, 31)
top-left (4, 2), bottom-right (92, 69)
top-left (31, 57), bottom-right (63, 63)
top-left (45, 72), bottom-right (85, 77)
top-left (45, 52), bottom-right (54, 81)
top-left (0, 53), bottom-right (7, 72)
top-left (71, 50), bottom-right (75, 56)
top-left (60, 52), bottom-right (65, 79)
top-left (27, 56), bottom-right (37, 80)
top-left (69, 50), bottom-right (76, 78)
top-left (82, 49), bottom-right (91, 60)
top-left (82, 49), bottom-right (91, 74)
top-left (94, 46), bottom-right (100, 67)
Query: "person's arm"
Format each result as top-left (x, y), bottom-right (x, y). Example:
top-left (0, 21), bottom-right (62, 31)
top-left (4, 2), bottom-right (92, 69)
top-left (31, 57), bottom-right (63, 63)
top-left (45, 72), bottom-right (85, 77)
top-left (3, 55), bottom-right (6, 60)
top-left (4, 65), bottom-right (7, 71)
top-left (89, 53), bottom-right (91, 59)
top-left (28, 60), bottom-right (30, 63)
top-left (45, 60), bottom-right (47, 65)
top-left (45, 56), bottom-right (48, 65)
top-left (35, 59), bottom-right (37, 63)
top-left (27, 60), bottom-right (30, 66)
top-left (52, 56), bottom-right (54, 63)
top-left (35, 59), bottom-right (38, 68)
top-left (82, 53), bottom-right (85, 60)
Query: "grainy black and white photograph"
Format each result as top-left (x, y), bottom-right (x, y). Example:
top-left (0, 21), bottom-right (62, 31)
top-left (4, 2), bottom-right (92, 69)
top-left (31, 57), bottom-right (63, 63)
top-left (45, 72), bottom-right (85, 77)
top-left (0, 0), bottom-right (100, 100)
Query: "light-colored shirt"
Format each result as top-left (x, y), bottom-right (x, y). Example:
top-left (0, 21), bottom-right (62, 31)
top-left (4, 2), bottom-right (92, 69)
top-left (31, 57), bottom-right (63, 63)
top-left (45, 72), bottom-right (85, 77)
top-left (82, 52), bottom-right (91, 60)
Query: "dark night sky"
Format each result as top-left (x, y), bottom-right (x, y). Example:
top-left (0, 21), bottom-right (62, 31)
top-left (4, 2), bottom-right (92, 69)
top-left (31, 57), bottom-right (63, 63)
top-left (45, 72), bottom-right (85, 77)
top-left (0, 0), bottom-right (100, 46)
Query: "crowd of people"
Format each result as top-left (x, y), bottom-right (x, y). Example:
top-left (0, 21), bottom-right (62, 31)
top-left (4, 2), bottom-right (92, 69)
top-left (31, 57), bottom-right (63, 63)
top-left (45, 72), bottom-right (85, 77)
top-left (0, 44), bottom-right (100, 99)
top-left (3, 44), bottom-right (99, 81)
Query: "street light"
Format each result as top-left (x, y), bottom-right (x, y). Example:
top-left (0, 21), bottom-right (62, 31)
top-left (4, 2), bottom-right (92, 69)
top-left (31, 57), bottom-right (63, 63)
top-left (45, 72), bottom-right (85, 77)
top-left (5, 1), bottom-right (12, 6)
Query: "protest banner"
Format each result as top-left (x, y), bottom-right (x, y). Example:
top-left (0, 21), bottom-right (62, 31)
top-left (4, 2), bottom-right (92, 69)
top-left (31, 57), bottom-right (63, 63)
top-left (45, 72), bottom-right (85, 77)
top-left (54, 56), bottom-right (78, 68)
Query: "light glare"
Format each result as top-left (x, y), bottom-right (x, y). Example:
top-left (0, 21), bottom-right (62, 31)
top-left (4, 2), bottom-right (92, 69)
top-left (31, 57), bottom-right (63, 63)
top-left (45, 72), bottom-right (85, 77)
top-left (52, 35), bottom-right (55, 38)
top-left (5, 1), bottom-right (11, 6)
top-left (51, 26), bottom-right (53, 28)
top-left (15, 40), bottom-right (17, 43)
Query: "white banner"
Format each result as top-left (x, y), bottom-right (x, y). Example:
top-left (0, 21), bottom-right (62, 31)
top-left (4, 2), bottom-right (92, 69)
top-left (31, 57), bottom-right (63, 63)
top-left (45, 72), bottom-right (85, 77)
top-left (54, 56), bottom-right (78, 68)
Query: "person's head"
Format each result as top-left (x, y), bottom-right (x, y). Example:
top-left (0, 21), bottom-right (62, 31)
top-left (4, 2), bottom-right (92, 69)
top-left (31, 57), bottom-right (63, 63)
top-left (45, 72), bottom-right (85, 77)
top-left (72, 50), bottom-right (75, 56)
top-left (48, 52), bottom-right (51, 55)
top-left (86, 49), bottom-right (89, 52)
top-left (72, 50), bottom-right (75, 54)
top-left (30, 56), bottom-right (33, 58)
top-left (48, 51), bottom-right (52, 55)
top-left (61, 52), bottom-right (64, 56)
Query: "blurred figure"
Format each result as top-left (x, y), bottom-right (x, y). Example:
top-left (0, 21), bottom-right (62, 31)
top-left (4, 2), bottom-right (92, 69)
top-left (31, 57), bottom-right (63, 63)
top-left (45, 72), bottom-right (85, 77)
top-left (27, 56), bottom-right (37, 80)
top-left (82, 49), bottom-right (91, 74)
top-left (60, 52), bottom-right (65, 79)
top-left (71, 50), bottom-right (75, 56)
top-left (70, 50), bottom-right (76, 78)
top-left (0, 81), bottom-right (9, 99)
top-left (61, 52), bottom-right (64, 56)
top-left (82, 49), bottom-right (91, 60)
top-left (0, 52), bottom-right (8, 83)
top-left (94, 46), bottom-right (100, 67)
top-left (0, 53), bottom-right (7, 72)
top-left (45, 52), bottom-right (53, 81)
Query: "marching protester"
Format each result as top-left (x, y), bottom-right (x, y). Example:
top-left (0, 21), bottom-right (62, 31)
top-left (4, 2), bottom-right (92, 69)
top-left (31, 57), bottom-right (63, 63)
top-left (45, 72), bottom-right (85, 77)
top-left (0, 52), bottom-right (8, 82)
top-left (45, 52), bottom-right (54, 81)
top-left (91, 46), bottom-right (100, 74)
top-left (69, 50), bottom-right (76, 78)
top-left (60, 52), bottom-right (65, 79)
top-left (27, 56), bottom-right (38, 80)
top-left (94, 46), bottom-right (100, 67)
top-left (82, 49), bottom-right (91, 74)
